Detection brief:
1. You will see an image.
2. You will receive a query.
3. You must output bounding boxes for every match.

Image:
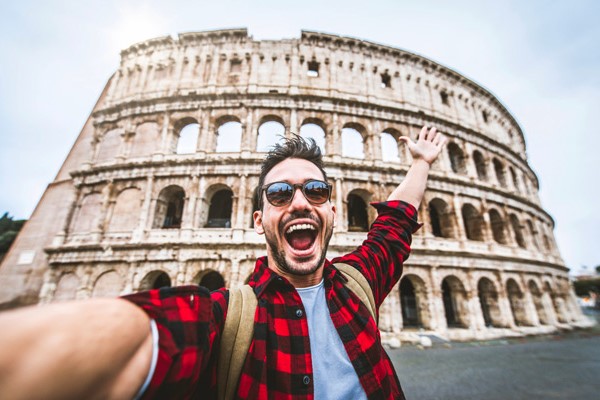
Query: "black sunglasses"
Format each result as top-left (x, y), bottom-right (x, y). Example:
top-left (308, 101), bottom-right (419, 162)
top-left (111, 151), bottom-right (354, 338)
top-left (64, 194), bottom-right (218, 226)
top-left (262, 180), bottom-right (332, 207)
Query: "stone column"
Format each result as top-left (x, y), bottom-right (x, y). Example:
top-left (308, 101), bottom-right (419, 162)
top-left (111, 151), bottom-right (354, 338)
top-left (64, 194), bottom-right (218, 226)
top-left (334, 178), bottom-right (346, 232)
top-left (136, 176), bottom-right (154, 239)
top-left (452, 195), bottom-right (467, 240)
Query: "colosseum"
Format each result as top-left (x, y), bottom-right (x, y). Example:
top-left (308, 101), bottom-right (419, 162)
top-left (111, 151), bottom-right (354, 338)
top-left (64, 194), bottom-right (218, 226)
top-left (0, 28), bottom-right (590, 342)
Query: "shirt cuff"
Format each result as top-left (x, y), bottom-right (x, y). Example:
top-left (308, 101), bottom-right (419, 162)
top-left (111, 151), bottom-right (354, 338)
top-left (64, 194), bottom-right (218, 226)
top-left (133, 319), bottom-right (159, 400)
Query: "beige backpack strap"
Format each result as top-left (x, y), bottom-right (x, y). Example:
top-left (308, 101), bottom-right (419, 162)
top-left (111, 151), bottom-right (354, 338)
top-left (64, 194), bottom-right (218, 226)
top-left (217, 284), bottom-right (257, 400)
top-left (335, 263), bottom-right (377, 323)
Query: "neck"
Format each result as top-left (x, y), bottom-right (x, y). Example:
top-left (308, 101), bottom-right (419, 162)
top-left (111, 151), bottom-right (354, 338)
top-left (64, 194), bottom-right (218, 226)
top-left (267, 260), bottom-right (325, 288)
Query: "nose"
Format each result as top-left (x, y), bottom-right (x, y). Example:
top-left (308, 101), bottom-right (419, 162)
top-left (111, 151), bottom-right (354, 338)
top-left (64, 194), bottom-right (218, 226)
top-left (288, 186), bottom-right (312, 211)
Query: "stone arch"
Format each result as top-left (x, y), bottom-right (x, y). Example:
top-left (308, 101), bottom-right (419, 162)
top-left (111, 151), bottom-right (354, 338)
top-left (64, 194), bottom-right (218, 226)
top-left (175, 118), bottom-right (199, 154)
top-left (462, 203), bottom-right (485, 241)
top-left (107, 187), bottom-right (142, 232)
top-left (441, 275), bottom-right (470, 328)
top-left (526, 219), bottom-right (540, 250)
top-left (139, 270), bottom-right (172, 291)
top-left (299, 120), bottom-right (326, 154)
top-left (493, 158), bottom-right (507, 187)
top-left (130, 121), bottom-right (161, 158)
top-left (71, 192), bottom-right (102, 233)
top-left (509, 166), bottom-right (521, 191)
top-left (447, 142), bottom-right (467, 174)
top-left (257, 117), bottom-right (285, 152)
top-left (92, 270), bottom-right (123, 298)
top-left (506, 278), bottom-right (529, 326)
top-left (153, 185), bottom-right (185, 229)
top-left (341, 124), bottom-right (365, 159)
top-left (528, 280), bottom-right (549, 325)
top-left (380, 130), bottom-right (400, 162)
top-left (215, 116), bottom-right (242, 152)
top-left (347, 189), bottom-right (370, 232)
top-left (399, 274), bottom-right (431, 329)
top-left (472, 150), bottom-right (488, 181)
top-left (96, 128), bottom-right (122, 163)
top-left (205, 185), bottom-right (233, 228)
top-left (428, 198), bottom-right (455, 238)
top-left (53, 273), bottom-right (80, 302)
top-left (510, 214), bottom-right (526, 248)
top-left (477, 277), bottom-right (503, 327)
top-left (196, 269), bottom-right (226, 291)
top-left (489, 208), bottom-right (508, 244)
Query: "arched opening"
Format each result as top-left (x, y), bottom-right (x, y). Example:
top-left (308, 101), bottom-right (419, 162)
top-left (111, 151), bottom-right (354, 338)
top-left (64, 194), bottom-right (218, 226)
top-left (198, 270), bottom-right (225, 291)
top-left (448, 143), bottom-right (467, 174)
top-left (300, 122), bottom-right (326, 154)
top-left (509, 167), bottom-right (521, 191)
top-left (489, 209), bottom-right (508, 244)
top-left (507, 279), bottom-right (529, 326)
top-left (473, 150), bottom-right (488, 181)
top-left (341, 127), bottom-right (365, 159)
top-left (139, 270), bottom-right (172, 291)
top-left (380, 132), bottom-right (400, 162)
top-left (462, 204), bottom-right (485, 241)
top-left (207, 188), bottom-right (233, 228)
top-left (442, 276), bottom-right (469, 328)
top-left (257, 120), bottom-right (285, 152)
top-left (107, 188), bottom-right (141, 232)
top-left (493, 158), bottom-right (507, 187)
top-left (130, 122), bottom-right (161, 158)
top-left (347, 193), bottom-right (369, 232)
top-left (428, 198), bottom-right (455, 238)
top-left (176, 122), bottom-right (199, 154)
top-left (400, 277), bottom-right (420, 327)
top-left (153, 186), bottom-right (185, 229)
top-left (95, 129), bottom-right (122, 163)
top-left (510, 214), bottom-right (526, 248)
top-left (71, 193), bottom-right (102, 233)
top-left (477, 278), bottom-right (503, 327)
top-left (53, 273), bottom-right (80, 302)
top-left (528, 281), bottom-right (549, 325)
top-left (92, 271), bottom-right (123, 298)
top-left (527, 220), bottom-right (540, 250)
top-left (215, 120), bottom-right (242, 152)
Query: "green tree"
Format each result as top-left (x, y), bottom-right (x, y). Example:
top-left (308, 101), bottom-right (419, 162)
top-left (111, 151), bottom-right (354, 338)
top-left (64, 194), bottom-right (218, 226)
top-left (0, 213), bottom-right (26, 262)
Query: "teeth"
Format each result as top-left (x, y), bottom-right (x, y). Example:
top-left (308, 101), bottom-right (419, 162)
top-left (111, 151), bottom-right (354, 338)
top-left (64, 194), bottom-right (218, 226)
top-left (286, 224), bottom-right (316, 234)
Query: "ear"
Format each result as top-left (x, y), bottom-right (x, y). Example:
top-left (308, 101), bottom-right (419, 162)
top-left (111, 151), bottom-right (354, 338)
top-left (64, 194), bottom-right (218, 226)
top-left (253, 210), bottom-right (265, 235)
top-left (331, 204), bottom-right (337, 227)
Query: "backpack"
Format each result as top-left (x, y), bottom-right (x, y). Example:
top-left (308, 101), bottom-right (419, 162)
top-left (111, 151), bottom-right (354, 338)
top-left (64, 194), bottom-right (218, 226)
top-left (217, 263), bottom-right (376, 400)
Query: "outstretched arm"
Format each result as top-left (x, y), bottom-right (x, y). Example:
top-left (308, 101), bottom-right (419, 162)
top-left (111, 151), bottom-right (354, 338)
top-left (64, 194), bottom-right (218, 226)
top-left (0, 298), bottom-right (153, 400)
top-left (387, 126), bottom-right (446, 208)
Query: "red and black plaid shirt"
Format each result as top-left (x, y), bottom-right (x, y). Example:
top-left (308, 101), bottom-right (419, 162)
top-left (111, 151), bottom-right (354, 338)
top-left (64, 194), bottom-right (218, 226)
top-left (124, 200), bottom-right (420, 399)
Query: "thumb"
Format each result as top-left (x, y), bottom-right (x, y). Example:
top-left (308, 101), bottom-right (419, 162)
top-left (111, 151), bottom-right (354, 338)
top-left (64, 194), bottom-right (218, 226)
top-left (398, 136), bottom-right (412, 145)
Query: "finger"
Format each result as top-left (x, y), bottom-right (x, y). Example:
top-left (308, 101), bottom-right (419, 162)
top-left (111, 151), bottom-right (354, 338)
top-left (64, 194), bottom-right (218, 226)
top-left (425, 127), bottom-right (437, 141)
top-left (418, 126), bottom-right (427, 141)
top-left (436, 135), bottom-right (447, 148)
top-left (433, 132), bottom-right (442, 145)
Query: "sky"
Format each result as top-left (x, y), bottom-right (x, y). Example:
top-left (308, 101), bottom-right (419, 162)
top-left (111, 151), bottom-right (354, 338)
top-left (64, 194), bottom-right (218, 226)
top-left (1, 0), bottom-right (598, 274)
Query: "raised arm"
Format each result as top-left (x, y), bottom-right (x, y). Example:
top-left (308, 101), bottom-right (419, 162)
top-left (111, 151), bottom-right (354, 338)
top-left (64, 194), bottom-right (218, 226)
top-left (387, 126), bottom-right (446, 207)
top-left (0, 298), bottom-right (153, 400)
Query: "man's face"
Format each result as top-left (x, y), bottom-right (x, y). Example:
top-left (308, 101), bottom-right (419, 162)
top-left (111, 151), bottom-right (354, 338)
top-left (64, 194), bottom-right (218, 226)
top-left (253, 158), bottom-right (336, 285)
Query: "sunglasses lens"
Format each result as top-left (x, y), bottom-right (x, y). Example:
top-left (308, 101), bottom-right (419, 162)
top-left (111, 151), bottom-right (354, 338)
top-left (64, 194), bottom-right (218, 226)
top-left (304, 180), bottom-right (330, 204)
top-left (265, 182), bottom-right (294, 206)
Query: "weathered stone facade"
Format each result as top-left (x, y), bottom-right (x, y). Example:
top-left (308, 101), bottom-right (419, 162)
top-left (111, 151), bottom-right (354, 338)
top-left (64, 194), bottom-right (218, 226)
top-left (0, 29), bottom-right (590, 340)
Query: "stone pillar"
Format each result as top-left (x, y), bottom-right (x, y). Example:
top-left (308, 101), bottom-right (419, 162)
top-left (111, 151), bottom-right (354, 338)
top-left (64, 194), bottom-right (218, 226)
top-left (334, 178), bottom-right (346, 232)
top-left (496, 272), bottom-right (515, 328)
top-left (136, 176), bottom-right (154, 239)
top-left (182, 175), bottom-right (199, 230)
top-left (234, 174), bottom-right (248, 229)
top-left (452, 195), bottom-right (467, 240)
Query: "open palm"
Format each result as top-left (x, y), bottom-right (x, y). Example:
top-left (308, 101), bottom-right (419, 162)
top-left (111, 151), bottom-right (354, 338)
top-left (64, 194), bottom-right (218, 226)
top-left (399, 126), bottom-right (446, 164)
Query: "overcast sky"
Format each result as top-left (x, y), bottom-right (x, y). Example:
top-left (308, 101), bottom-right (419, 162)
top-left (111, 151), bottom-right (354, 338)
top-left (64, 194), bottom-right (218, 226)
top-left (1, 0), bottom-right (598, 274)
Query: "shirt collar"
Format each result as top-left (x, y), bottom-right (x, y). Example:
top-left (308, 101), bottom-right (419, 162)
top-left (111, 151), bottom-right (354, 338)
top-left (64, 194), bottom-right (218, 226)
top-left (248, 256), bottom-right (347, 297)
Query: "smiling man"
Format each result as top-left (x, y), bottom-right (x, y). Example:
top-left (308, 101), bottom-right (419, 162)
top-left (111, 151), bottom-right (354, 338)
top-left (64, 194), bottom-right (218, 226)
top-left (0, 126), bottom-right (445, 400)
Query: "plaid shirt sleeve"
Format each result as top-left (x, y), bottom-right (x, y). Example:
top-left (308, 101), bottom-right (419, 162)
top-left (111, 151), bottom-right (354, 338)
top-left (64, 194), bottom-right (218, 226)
top-left (122, 285), bottom-right (228, 399)
top-left (333, 200), bottom-right (421, 306)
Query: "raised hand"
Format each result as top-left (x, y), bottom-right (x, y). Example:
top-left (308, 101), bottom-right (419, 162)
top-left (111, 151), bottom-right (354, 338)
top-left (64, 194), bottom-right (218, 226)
top-left (398, 126), bottom-right (446, 165)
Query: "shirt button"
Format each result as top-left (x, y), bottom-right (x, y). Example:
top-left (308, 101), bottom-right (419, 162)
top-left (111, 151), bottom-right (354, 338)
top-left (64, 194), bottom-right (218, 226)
top-left (303, 375), bottom-right (311, 385)
top-left (295, 309), bottom-right (304, 318)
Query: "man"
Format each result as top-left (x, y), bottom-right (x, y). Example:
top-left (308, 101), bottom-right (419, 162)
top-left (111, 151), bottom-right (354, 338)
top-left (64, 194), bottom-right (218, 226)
top-left (0, 126), bottom-right (445, 399)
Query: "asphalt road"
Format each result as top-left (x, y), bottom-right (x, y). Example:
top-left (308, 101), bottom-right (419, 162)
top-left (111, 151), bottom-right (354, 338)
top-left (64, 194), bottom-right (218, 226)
top-left (389, 327), bottom-right (600, 400)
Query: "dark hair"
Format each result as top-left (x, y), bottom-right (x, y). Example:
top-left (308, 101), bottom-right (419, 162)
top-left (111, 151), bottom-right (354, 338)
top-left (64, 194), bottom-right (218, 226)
top-left (257, 134), bottom-right (327, 209)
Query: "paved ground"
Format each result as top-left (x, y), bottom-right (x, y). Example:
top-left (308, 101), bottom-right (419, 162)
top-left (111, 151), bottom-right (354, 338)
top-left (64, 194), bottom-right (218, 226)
top-left (389, 312), bottom-right (600, 400)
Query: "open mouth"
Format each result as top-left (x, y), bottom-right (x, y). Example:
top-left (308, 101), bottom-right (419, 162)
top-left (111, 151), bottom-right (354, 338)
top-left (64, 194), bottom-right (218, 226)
top-left (285, 223), bottom-right (318, 252)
